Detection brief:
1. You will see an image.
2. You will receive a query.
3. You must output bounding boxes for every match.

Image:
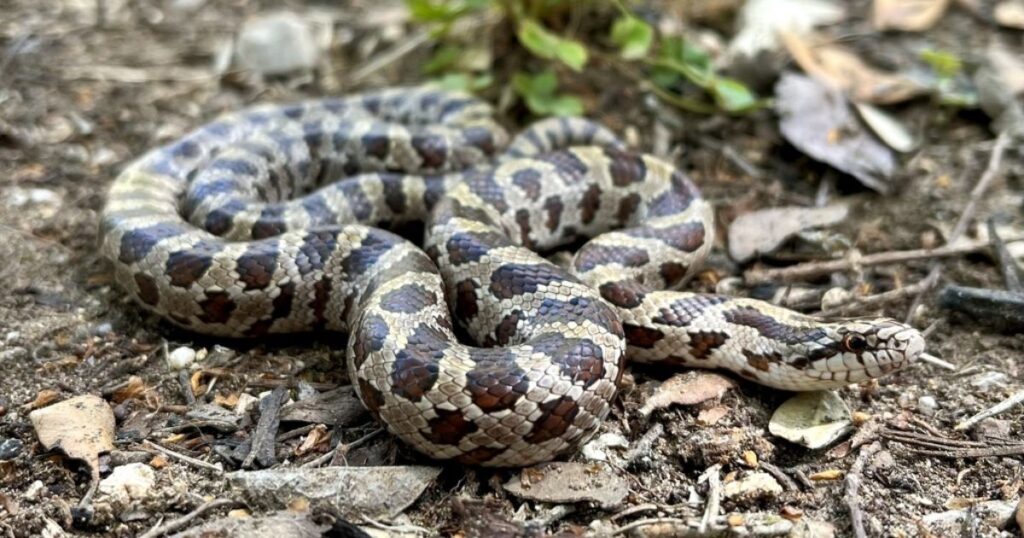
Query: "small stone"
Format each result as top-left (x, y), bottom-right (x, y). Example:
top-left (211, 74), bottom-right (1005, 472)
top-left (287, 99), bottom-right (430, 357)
top-left (917, 396), bottom-right (938, 416)
top-left (0, 438), bottom-right (24, 460)
top-left (98, 463), bottom-right (156, 504)
top-left (723, 472), bottom-right (783, 501)
top-left (234, 393), bottom-right (258, 415)
top-left (166, 346), bottom-right (196, 371)
top-left (971, 418), bottom-right (1012, 442)
top-left (970, 372), bottom-right (1008, 390)
top-left (0, 347), bottom-right (28, 362)
top-left (5, 331), bottom-right (21, 344)
top-left (868, 450), bottom-right (895, 472)
top-left (821, 287), bottom-right (854, 311)
top-left (769, 391), bottom-right (853, 449)
top-left (92, 322), bottom-right (113, 337)
top-left (237, 12), bottom-right (320, 76)
top-left (581, 433), bottom-right (629, 462)
top-left (24, 480), bottom-right (44, 501)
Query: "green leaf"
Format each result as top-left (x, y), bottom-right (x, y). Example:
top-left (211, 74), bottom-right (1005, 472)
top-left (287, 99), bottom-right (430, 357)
top-left (512, 70), bottom-right (583, 116)
top-left (406, 0), bottom-right (487, 24)
top-left (434, 72), bottom-right (493, 92)
top-left (611, 16), bottom-right (653, 59)
top-left (516, 19), bottom-right (588, 71)
top-left (920, 49), bottom-right (962, 79)
top-left (709, 77), bottom-right (759, 112)
top-left (423, 45), bottom-right (461, 74)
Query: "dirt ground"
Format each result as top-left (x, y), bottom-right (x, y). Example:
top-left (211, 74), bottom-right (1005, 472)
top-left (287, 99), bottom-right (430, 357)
top-left (1, 0), bottom-right (1023, 536)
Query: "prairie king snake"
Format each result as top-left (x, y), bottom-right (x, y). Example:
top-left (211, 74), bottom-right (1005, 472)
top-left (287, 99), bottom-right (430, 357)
top-left (101, 87), bottom-right (925, 466)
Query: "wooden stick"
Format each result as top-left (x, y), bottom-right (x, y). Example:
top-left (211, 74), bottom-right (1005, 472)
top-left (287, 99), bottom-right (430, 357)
top-left (955, 389), bottom-right (1024, 431)
top-left (744, 238), bottom-right (1014, 285)
top-left (138, 498), bottom-right (241, 538)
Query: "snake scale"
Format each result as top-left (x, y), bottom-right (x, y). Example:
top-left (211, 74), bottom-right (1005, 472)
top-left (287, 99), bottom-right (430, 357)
top-left (100, 87), bottom-right (925, 466)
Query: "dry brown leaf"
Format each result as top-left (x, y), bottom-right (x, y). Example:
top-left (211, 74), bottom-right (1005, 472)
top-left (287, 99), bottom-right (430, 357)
top-left (872, 0), bottom-right (950, 31)
top-left (294, 424), bottom-right (330, 457)
top-left (809, 469), bottom-right (844, 480)
top-left (112, 376), bottom-right (149, 403)
top-left (29, 395), bottom-right (115, 480)
top-left (23, 389), bottom-right (60, 411)
top-left (781, 31), bottom-right (927, 104)
top-left (640, 372), bottom-right (735, 416)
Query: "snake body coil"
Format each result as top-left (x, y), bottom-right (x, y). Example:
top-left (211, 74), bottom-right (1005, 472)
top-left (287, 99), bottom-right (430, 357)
top-left (101, 88), bottom-right (925, 466)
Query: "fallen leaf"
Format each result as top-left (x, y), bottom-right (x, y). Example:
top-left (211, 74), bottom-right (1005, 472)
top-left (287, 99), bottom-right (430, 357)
top-left (855, 103), bottom-right (917, 153)
top-left (728, 204), bottom-right (849, 262)
top-left (994, 1), bottom-right (1024, 28)
top-left (228, 466), bottom-right (441, 520)
top-left (29, 395), bottom-right (115, 480)
top-left (743, 450), bottom-right (759, 468)
top-left (640, 372), bottom-right (735, 416)
top-left (769, 390), bottom-right (853, 449)
top-left (503, 462), bottom-right (629, 510)
top-left (781, 32), bottom-right (927, 104)
top-left (23, 389), bottom-right (60, 411)
top-left (776, 73), bottom-right (896, 192)
top-left (872, 0), bottom-right (950, 31)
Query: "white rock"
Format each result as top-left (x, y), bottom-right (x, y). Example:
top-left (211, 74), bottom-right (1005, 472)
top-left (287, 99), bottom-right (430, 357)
top-left (24, 480), bottom-right (45, 500)
top-left (723, 472), bottom-right (783, 501)
top-left (167, 346), bottom-right (197, 370)
top-left (98, 463), bottom-right (156, 504)
top-left (918, 396), bottom-right (938, 416)
top-left (970, 371), bottom-right (1009, 390)
top-left (5, 331), bottom-right (21, 344)
top-left (581, 432), bottom-right (629, 462)
top-left (769, 391), bottom-right (853, 449)
top-left (235, 392), bottom-right (259, 415)
top-left (237, 12), bottom-right (320, 76)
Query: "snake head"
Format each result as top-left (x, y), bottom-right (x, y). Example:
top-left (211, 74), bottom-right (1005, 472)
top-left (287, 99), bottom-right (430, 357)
top-left (807, 318), bottom-right (925, 384)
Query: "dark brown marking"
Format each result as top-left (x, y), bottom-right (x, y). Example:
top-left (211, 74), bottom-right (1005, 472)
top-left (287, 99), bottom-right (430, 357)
top-left (390, 324), bottom-right (445, 401)
top-left (134, 273), bottom-right (160, 306)
top-left (623, 323), bottom-right (664, 348)
top-left (297, 229), bottom-right (338, 276)
top-left (463, 126), bottom-right (496, 155)
top-left (357, 378), bottom-right (385, 419)
top-left (380, 175), bottom-right (407, 214)
top-left (465, 350), bottom-right (529, 413)
top-left (531, 334), bottom-right (606, 388)
top-left (411, 133), bottom-right (447, 169)
top-left (625, 221), bottom-right (706, 253)
top-left (445, 231), bottom-right (506, 265)
top-left (598, 280), bottom-right (647, 309)
top-left (580, 185), bottom-right (601, 225)
top-left (118, 222), bottom-right (187, 265)
top-left (743, 350), bottom-right (782, 372)
top-left (454, 279), bottom-right (479, 320)
top-left (361, 129), bottom-right (390, 160)
top-left (616, 193), bottom-right (642, 225)
top-left (492, 311), bottom-right (522, 346)
top-left (651, 295), bottom-right (730, 327)
top-left (310, 278), bottom-right (331, 329)
top-left (543, 196), bottom-right (564, 232)
top-left (198, 291), bottom-right (235, 324)
top-left (424, 409), bottom-right (478, 445)
top-left (236, 242), bottom-right (279, 290)
top-left (515, 209), bottom-right (532, 247)
top-left (659, 262), bottom-right (688, 286)
top-left (688, 331), bottom-right (729, 360)
top-left (351, 313), bottom-right (390, 370)
top-left (456, 446), bottom-right (505, 465)
top-left (525, 396), bottom-right (579, 444)
top-left (271, 282), bottom-right (295, 320)
top-left (607, 150), bottom-right (647, 186)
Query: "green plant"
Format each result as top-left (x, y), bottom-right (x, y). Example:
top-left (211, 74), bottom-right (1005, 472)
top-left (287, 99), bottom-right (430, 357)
top-left (407, 0), bottom-right (763, 116)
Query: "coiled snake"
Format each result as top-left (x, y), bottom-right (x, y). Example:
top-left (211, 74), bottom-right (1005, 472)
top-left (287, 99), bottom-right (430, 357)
top-left (100, 87), bottom-right (925, 466)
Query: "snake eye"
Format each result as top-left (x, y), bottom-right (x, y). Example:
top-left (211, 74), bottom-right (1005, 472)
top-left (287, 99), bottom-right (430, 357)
top-left (842, 334), bottom-right (868, 353)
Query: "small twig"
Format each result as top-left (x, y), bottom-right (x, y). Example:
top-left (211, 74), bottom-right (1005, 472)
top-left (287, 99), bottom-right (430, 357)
top-left (301, 428), bottom-right (384, 468)
top-left (987, 218), bottom-right (1023, 292)
top-left (348, 30), bottom-right (430, 85)
top-left (178, 370), bottom-right (196, 406)
top-left (143, 440), bottom-right (223, 474)
top-left (137, 498), bottom-right (241, 538)
top-left (817, 280), bottom-right (929, 317)
top-left (243, 385), bottom-right (288, 469)
top-left (845, 441), bottom-right (881, 538)
top-left (955, 389), bottom-right (1024, 431)
top-left (276, 424), bottom-right (317, 442)
top-left (759, 461), bottom-right (801, 492)
top-left (881, 429), bottom-right (986, 448)
top-left (745, 238), bottom-right (1016, 285)
top-left (904, 131), bottom-right (1012, 323)
top-left (910, 444), bottom-right (1024, 459)
top-left (698, 464), bottom-right (722, 534)
top-left (918, 353), bottom-right (957, 371)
